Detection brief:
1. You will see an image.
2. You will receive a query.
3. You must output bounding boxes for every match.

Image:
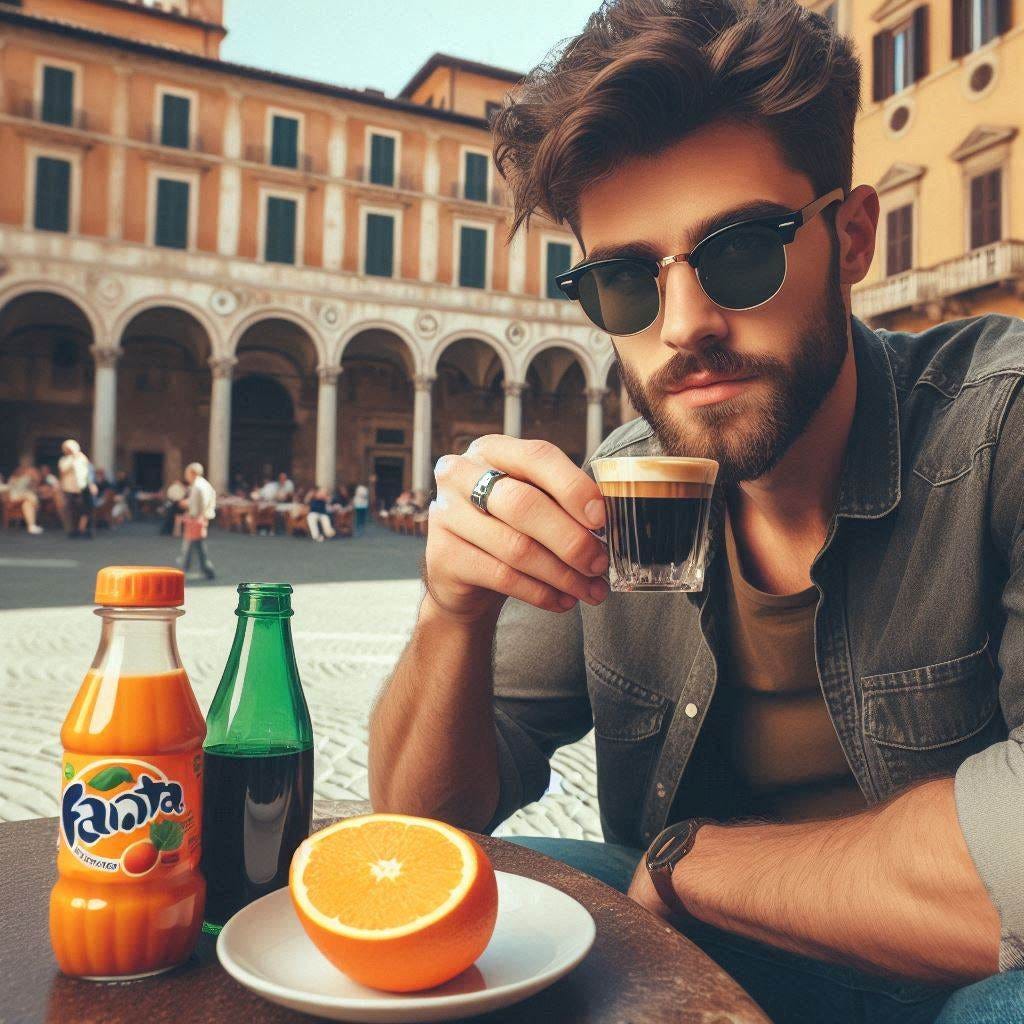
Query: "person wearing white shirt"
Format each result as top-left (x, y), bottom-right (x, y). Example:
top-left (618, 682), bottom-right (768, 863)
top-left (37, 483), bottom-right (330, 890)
top-left (58, 439), bottom-right (94, 538)
top-left (353, 483), bottom-right (370, 536)
top-left (180, 462), bottom-right (217, 580)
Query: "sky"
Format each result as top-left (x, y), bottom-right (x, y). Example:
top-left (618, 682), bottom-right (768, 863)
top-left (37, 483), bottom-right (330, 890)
top-left (221, 0), bottom-right (605, 97)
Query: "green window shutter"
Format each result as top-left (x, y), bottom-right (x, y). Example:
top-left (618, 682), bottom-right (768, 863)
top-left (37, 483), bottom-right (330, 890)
top-left (265, 196), bottom-right (297, 263)
top-left (271, 115), bottom-right (299, 168)
top-left (546, 242), bottom-right (573, 298)
top-left (161, 93), bottom-right (191, 148)
top-left (458, 226), bottom-right (487, 288)
top-left (155, 178), bottom-right (189, 249)
top-left (464, 152), bottom-right (488, 201)
top-left (370, 134), bottom-right (395, 185)
top-left (365, 213), bottom-right (394, 276)
top-left (34, 157), bottom-right (71, 232)
top-left (42, 66), bottom-right (73, 126)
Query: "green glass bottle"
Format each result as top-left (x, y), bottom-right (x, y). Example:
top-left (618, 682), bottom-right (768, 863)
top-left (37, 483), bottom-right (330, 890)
top-left (200, 583), bottom-right (314, 933)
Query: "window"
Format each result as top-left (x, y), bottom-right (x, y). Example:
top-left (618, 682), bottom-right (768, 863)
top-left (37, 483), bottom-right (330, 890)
top-left (365, 213), bottom-right (395, 276)
top-left (265, 196), bottom-right (297, 263)
top-left (872, 7), bottom-right (929, 100)
top-left (369, 133), bottom-right (395, 186)
top-left (160, 93), bottom-right (191, 148)
top-left (970, 169), bottom-right (1002, 249)
top-left (375, 428), bottom-right (405, 445)
top-left (885, 204), bottom-right (913, 276)
top-left (464, 152), bottom-right (488, 202)
top-left (458, 225), bottom-right (488, 289)
top-left (546, 241), bottom-right (573, 299)
top-left (271, 114), bottom-right (299, 169)
top-left (953, 0), bottom-right (1010, 56)
top-left (155, 178), bottom-right (189, 249)
top-left (34, 156), bottom-right (70, 232)
top-left (41, 65), bottom-right (74, 126)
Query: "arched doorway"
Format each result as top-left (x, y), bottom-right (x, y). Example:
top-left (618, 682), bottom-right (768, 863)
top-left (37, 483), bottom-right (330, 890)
top-left (231, 374), bottom-right (295, 485)
top-left (118, 306), bottom-right (212, 489)
top-left (0, 291), bottom-right (95, 475)
top-left (340, 329), bottom-right (415, 511)
top-left (434, 337), bottom-right (505, 455)
top-left (523, 347), bottom-right (588, 465)
top-left (233, 317), bottom-right (318, 488)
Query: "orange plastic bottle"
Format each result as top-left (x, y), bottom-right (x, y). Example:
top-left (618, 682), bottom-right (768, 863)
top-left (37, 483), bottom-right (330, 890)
top-left (50, 566), bottom-right (206, 979)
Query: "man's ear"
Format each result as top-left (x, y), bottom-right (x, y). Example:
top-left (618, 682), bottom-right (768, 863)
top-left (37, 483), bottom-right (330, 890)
top-left (836, 184), bottom-right (879, 290)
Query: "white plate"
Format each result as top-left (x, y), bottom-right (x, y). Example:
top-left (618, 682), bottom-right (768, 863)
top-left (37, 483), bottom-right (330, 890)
top-left (216, 871), bottom-right (596, 1023)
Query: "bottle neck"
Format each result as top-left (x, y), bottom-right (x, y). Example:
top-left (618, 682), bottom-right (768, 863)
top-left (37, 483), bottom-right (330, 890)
top-left (91, 607), bottom-right (185, 679)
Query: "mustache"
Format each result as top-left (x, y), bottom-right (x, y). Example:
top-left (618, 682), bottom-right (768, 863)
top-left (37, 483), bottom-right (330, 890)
top-left (648, 346), bottom-right (784, 395)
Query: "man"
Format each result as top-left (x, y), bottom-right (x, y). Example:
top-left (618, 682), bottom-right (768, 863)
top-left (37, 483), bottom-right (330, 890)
top-left (368, 2), bottom-right (1024, 1021)
top-left (58, 439), bottom-right (93, 538)
top-left (180, 462), bottom-right (216, 580)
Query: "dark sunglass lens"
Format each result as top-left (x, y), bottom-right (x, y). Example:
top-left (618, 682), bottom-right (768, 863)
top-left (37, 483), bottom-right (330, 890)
top-left (697, 225), bottom-right (785, 309)
top-left (577, 261), bottom-right (659, 335)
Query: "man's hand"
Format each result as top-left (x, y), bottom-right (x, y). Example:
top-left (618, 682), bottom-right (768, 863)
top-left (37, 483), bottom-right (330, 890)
top-left (627, 857), bottom-right (674, 922)
top-left (425, 435), bottom-right (610, 623)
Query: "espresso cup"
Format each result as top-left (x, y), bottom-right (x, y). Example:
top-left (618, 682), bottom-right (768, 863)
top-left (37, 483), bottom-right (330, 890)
top-left (591, 456), bottom-right (719, 592)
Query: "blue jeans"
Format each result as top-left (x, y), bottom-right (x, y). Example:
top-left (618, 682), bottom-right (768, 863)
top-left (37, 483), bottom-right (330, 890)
top-left (504, 836), bottom-right (1024, 1024)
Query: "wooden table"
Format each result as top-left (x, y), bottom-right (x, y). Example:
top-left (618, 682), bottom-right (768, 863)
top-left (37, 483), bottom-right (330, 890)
top-left (1, 800), bottom-right (771, 1023)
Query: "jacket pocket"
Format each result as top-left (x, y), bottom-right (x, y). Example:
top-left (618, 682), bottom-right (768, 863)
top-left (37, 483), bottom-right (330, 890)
top-left (861, 638), bottom-right (1003, 792)
top-left (586, 654), bottom-right (670, 846)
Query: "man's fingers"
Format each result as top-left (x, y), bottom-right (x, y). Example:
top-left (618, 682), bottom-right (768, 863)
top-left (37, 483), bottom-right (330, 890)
top-left (463, 435), bottom-right (605, 530)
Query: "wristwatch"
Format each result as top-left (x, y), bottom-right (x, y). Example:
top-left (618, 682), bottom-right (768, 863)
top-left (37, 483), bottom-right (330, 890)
top-left (645, 817), bottom-right (715, 920)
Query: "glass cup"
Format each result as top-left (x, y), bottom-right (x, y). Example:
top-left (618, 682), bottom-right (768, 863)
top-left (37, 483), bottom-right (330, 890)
top-left (591, 456), bottom-right (719, 592)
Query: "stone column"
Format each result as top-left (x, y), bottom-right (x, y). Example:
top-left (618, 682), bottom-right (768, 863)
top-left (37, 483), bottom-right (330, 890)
top-left (315, 365), bottom-right (343, 489)
top-left (90, 345), bottom-right (121, 475)
top-left (106, 67), bottom-right (130, 240)
top-left (207, 356), bottom-right (236, 493)
top-left (585, 387), bottom-right (608, 459)
top-left (218, 90), bottom-right (243, 257)
top-left (411, 374), bottom-right (436, 496)
top-left (419, 133), bottom-right (440, 283)
top-left (502, 381), bottom-right (525, 438)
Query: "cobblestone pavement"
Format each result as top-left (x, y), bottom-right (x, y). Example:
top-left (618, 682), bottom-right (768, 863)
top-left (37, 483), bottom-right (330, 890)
top-left (0, 522), bottom-right (601, 840)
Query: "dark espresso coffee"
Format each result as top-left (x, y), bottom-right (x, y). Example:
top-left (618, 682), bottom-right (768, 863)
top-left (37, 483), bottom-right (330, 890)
top-left (592, 457), bottom-right (718, 592)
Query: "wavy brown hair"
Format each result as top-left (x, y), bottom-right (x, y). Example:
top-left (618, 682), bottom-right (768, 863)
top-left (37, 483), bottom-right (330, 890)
top-left (491, 0), bottom-right (862, 247)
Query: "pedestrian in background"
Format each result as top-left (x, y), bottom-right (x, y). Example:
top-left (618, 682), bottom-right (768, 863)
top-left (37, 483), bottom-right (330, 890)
top-left (352, 482), bottom-right (369, 536)
top-left (180, 462), bottom-right (217, 580)
top-left (58, 439), bottom-right (93, 538)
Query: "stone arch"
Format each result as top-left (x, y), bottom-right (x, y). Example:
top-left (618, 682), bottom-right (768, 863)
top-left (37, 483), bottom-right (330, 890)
top-left (337, 319), bottom-right (420, 376)
top-left (427, 329), bottom-right (513, 382)
top-left (111, 297), bottom-right (223, 356)
top-left (0, 279), bottom-right (103, 343)
top-left (520, 343), bottom-right (591, 466)
top-left (227, 307), bottom-right (326, 365)
top-left (0, 287), bottom-right (98, 474)
top-left (519, 336), bottom-right (600, 389)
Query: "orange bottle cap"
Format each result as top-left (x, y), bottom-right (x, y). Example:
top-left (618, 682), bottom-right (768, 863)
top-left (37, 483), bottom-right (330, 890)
top-left (94, 566), bottom-right (185, 607)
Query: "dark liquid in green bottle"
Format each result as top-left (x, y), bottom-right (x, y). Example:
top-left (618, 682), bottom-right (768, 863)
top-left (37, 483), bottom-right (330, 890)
top-left (200, 745), bottom-right (313, 929)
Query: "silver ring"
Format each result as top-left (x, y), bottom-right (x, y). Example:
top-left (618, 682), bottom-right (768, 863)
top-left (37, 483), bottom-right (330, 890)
top-left (470, 469), bottom-right (508, 515)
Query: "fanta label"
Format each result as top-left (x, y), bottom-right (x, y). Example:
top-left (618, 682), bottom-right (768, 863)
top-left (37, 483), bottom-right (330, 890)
top-left (58, 752), bottom-right (202, 876)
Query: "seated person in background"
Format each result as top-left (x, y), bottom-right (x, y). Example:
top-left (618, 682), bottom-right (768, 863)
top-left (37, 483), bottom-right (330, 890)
top-left (330, 484), bottom-right (351, 511)
top-left (251, 477), bottom-right (279, 502)
top-left (391, 489), bottom-right (418, 515)
top-left (161, 479), bottom-right (187, 535)
top-left (93, 468), bottom-right (114, 498)
top-left (305, 487), bottom-right (336, 543)
top-left (275, 472), bottom-right (295, 504)
top-left (7, 459), bottom-right (43, 535)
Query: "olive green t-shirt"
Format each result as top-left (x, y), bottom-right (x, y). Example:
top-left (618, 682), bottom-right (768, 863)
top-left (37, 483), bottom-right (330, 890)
top-left (719, 505), bottom-right (867, 822)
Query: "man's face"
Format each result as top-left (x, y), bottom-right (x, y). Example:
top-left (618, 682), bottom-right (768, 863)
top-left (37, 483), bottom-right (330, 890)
top-left (185, 468), bottom-right (196, 484)
top-left (577, 120), bottom-right (852, 483)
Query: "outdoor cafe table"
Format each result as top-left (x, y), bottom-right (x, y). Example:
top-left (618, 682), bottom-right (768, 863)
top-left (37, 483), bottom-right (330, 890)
top-left (1, 799), bottom-right (771, 1023)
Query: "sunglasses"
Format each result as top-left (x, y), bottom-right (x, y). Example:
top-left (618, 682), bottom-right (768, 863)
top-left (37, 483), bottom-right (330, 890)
top-left (555, 188), bottom-right (846, 337)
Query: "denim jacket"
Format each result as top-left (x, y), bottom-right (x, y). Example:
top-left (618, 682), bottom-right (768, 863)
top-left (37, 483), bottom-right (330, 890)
top-left (486, 313), bottom-right (1024, 972)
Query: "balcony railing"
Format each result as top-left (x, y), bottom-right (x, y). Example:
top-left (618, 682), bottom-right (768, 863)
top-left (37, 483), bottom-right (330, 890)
top-left (852, 239), bottom-right (1024, 319)
top-left (245, 144), bottom-right (318, 174)
top-left (145, 124), bottom-right (207, 153)
top-left (449, 182), bottom-right (508, 206)
top-left (15, 99), bottom-right (89, 131)
top-left (354, 166), bottom-right (422, 192)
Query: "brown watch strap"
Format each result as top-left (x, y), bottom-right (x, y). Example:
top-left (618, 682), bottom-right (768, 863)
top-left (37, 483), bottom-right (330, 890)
top-left (645, 817), bottom-right (714, 921)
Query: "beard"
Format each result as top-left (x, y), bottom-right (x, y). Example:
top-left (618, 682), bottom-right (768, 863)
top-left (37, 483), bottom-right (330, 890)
top-left (618, 252), bottom-right (850, 484)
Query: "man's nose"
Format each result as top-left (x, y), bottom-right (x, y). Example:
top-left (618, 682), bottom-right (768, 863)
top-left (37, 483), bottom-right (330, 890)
top-left (657, 260), bottom-right (729, 356)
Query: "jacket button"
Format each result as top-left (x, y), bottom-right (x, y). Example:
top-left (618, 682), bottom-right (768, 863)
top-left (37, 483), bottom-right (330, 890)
top-left (685, 702), bottom-right (698, 718)
top-left (656, 782), bottom-right (666, 798)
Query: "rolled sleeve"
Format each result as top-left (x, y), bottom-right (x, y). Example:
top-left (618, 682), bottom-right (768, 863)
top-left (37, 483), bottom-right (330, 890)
top-left (480, 597), bottom-right (592, 834)
top-left (956, 381), bottom-right (1024, 971)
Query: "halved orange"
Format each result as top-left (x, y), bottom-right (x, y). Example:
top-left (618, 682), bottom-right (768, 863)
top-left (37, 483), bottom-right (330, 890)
top-left (289, 813), bottom-right (498, 992)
